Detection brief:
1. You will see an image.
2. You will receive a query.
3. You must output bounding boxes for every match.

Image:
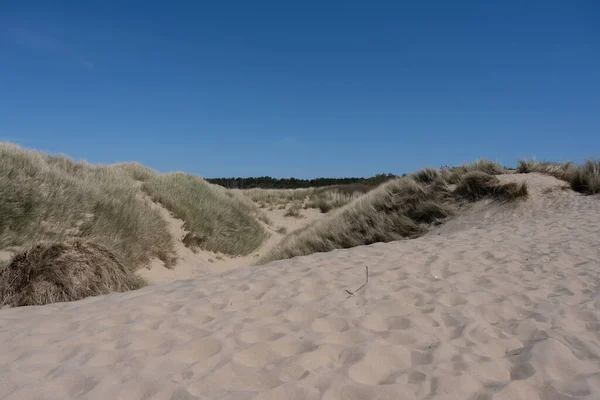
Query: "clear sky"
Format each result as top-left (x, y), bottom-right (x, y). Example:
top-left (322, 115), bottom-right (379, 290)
top-left (1, 1), bottom-right (599, 178)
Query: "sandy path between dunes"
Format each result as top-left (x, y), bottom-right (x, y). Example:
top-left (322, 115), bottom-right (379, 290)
top-left (1, 174), bottom-right (599, 399)
top-left (137, 191), bottom-right (322, 284)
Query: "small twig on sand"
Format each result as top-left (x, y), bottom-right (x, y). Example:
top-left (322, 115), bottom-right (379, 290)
top-left (346, 266), bottom-right (369, 297)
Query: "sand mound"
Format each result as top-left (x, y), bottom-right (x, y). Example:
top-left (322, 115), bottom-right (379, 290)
top-left (0, 240), bottom-right (146, 307)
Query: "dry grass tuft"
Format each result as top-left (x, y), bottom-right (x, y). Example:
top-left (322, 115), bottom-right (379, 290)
top-left (441, 159), bottom-right (505, 184)
top-left (0, 240), bottom-right (146, 307)
top-left (143, 173), bottom-right (268, 256)
top-left (304, 190), bottom-right (363, 213)
top-left (409, 200), bottom-right (458, 223)
top-left (284, 202), bottom-right (304, 218)
top-left (517, 159), bottom-right (600, 195)
top-left (255, 211), bottom-right (272, 225)
top-left (181, 233), bottom-right (205, 250)
top-left (570, 160), bottom-right (600, 194)
top-left (238, 188), bottom-right (313, 207)
top-left (517, 159), bottom-right (574, 180)
top-left (412, 168), bottom-right (440, 184)
top-left (454, 171), bottom-right (528, 201)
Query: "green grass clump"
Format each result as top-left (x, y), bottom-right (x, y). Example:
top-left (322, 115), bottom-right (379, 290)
top-left (143, 173), bottom-right (269, 255)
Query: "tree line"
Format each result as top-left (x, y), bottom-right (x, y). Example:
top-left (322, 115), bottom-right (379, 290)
top-left (207, 173), bottom-right (398, 189)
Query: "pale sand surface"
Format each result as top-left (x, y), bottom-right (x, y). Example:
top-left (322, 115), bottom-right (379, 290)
top-left (1, 173), bottom-right (600, 399)
top-left (0, 251), bottom-right (12, 264)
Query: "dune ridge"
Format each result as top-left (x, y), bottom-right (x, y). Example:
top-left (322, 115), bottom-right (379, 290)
top-left (1, 173), bottom-right (599, 399)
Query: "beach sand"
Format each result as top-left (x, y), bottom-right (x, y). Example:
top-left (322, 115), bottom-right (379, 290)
top-left (1, 173), bottom-right (599, 399)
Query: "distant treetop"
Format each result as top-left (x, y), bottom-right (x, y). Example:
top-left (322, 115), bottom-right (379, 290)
top-left (206, 173), bottom-right (398, 189)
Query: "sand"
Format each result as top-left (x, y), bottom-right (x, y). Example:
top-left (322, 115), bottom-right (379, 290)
top-left (1, 173), bottom-right (599, 399)
top-left (0, 251), bottom-right (12, 264)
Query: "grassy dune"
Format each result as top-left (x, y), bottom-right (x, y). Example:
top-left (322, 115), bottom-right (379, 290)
top-left (1, 143), bottom-right (272, 306)
top-left (0, 143), bottom-right (175, 269)
top-left (0, 143), bottom-right (269, 266)
top-left (142, 173), bottom-right (269, 256)
top-left (259, 162), bottom-right (527, 264)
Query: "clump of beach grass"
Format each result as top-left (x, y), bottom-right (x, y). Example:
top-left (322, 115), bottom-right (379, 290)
top-left (284, 202), bottom-right (304, 218)
top-left (0, 240), bottom-right (147, 307)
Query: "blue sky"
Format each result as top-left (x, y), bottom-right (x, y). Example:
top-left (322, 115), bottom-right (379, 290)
top-left (1, 1), bottom-right (599, 178)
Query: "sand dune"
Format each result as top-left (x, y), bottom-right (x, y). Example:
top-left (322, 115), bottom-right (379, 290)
top-left (1, 173), bottom-right (599, 399)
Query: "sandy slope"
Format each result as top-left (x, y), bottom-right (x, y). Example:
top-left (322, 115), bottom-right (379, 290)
top-left (1, 173), bottom-right (599, 399)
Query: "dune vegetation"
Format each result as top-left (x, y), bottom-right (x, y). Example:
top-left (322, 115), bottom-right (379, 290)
top-left (517, 159), bottom-right (600, 194)
top-left (259, 162), bottom-right (528, 264)
top-left (0, 240), bottom-right (146, 307)
top-left (439, 159), bottom-right (507, 184)
top-left (0, 143), bottom-right (270, 264)
top-left (142, 173), bottom-right (269, 256)
top-left (240, 160), bottom-right (511, 216)
top-left (4, 142), bottom-right (595, 307)
top-left (239, 182), bottom-right (374, 214)
top-left (304, 184), bottom-right (372, 212)
top-left (237, 187), bottom-right (312, 209)
top-left (0, 143), bottom-right (175, 269)
top-left (0, 143), bottom-right (271, 306)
